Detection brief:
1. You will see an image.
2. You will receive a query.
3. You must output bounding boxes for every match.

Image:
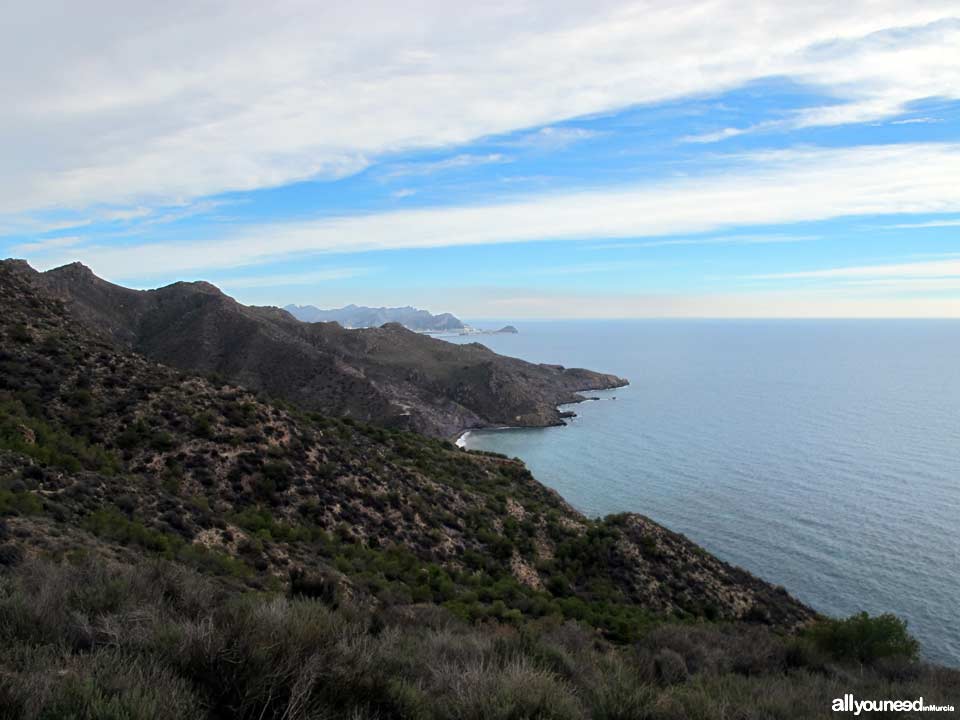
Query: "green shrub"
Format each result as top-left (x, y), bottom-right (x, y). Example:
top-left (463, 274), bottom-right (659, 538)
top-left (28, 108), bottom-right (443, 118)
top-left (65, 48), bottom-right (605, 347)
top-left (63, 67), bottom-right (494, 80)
top-left (193, 413), bottom-right (215, 439)
top-left (0, 558), bottom-right (956, 720)
top-left (177, 544), bottom-right (252, 578)
top-left (9, 323), bottom-right (32, 343)
top-left (83, 508), bottom-right (176, 555)
top-left (0, 398), bottom-right (120, 474)
top-left (0, 490), bottom-right (43, 516)
top-left (806, 611), bottom-right (919, 664)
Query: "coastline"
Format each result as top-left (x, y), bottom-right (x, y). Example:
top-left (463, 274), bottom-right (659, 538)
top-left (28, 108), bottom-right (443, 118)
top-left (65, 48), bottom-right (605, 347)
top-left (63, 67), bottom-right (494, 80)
top-left (453, 385), bottom-right (622, 449)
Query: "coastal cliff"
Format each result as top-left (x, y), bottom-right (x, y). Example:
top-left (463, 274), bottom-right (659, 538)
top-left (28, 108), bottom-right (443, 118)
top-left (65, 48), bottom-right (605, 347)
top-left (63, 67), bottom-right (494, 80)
top-left (30, 261), bottom-right (626, 438)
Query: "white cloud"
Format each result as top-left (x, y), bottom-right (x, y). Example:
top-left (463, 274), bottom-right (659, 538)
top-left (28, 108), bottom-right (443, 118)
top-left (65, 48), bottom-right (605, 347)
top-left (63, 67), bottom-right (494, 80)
top-left (0, 217), bottom-right (93, 238)
top-left (381, 154), bottom-right (510, 178)
top-left (778, 18), bottom-right (960, 130)
top-left (505, 126), bottom-right (600, 150)
top-left (751, 258), bottom-right (960, 281)
top-left (741, 255), bottom-right (960, 301)
top-left (32, 142), bottom-right (960, 279)
top-left (99, 207), bottom-right (153, 222)
top-left (890, 117), bottom-right (942, 125)
top-left (9, 235), bottom-right (86, 254)
top-left (2, 2), bottom-right (958, 216)
top-left (883, 218), bottom-right (960, 229)
top-left (592, 234), bottom-right (819, 250)
top-left (205, 267), bottom-right (373, 289)
top-left (681, 127), bottom-right (753, 144)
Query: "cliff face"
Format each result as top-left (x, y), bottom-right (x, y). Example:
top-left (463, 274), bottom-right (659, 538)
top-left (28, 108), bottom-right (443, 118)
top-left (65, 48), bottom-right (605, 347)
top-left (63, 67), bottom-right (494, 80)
top-left (0, 258), bottom-right (814, 633)
top-left (28, 261), bottom-right (626, 438)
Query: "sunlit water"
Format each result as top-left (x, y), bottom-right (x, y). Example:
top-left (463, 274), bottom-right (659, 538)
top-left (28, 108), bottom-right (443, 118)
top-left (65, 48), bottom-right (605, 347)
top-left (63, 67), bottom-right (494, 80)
top-left (446, 321), bottom-right (960, 665)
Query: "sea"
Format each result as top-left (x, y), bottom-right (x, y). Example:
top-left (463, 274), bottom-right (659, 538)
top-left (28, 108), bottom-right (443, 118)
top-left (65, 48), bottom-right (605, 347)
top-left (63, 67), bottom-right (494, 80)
top-left (444, 320), bottom-right (960, 666)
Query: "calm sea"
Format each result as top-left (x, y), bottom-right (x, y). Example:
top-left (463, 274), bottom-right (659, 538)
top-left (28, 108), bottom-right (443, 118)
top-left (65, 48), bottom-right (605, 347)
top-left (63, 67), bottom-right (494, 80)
top-left (445, 320), bottom-right (960, 665)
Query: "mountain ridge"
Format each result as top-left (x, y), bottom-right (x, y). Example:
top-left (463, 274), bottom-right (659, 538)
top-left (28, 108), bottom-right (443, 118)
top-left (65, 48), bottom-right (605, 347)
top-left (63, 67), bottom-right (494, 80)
top-left (0, 256), bottom-right (812, 629)
top-left (285, 302), bottom-right (465, 332)
top-left (21, 260), bottom-right (627, 438)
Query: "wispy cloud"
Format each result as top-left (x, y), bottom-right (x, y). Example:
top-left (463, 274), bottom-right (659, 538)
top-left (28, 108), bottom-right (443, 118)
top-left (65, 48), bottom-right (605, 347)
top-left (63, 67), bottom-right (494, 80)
top-left (99, 207), bottom-right (153, 222)
top-left (680, 116), bottom-right (802, 144)
top-left (211, 267), bottom-right (374, 289)
top-left (680, 126), bottom-right (757, 144)
top-left (591, 234), bottom-right (819, 250)
top-left (32, 142), bottom-right (960, 280)
top-left (1, 199), bottom-right (234, 245)
top-left (750, 258), bottom-right (960, 281)
top-left (9, 235), bottom-right (86, 254)
top-left (528, 260), bottom-right (653, 276)
top-left (0, 217), bottom-right (92, 238)
top-left (2, 3), bottom-right (957, 216)
top-left (882, 218), bottom-right (960, 229)
top-left (503, 126), bottom-right (600, 150)
top-left (381, 154), bottom-right (510, 179)
top-left (890, 117), bottom-right (942, 125)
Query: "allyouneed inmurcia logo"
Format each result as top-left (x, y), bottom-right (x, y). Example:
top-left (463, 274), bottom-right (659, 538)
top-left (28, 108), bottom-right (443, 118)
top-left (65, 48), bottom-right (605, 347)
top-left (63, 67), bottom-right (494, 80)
top-left (833, 694), bottom-right (955, 715)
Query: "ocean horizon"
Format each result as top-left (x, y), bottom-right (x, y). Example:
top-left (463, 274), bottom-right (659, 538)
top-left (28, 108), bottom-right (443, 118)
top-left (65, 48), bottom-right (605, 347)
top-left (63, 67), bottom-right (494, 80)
top-left (447, 319), bottom-right (960, 666)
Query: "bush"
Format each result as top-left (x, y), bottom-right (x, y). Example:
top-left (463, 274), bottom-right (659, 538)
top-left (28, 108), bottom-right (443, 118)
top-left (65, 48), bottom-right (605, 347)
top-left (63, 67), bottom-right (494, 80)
top-left (9, 323), bottom-right (32, 343)
top-left (0, 558), bottom-right (957, 720)
top-left (193, 413), bottom-right (215, 440)
top-left (0, 490), bottom-right (43, 516)
top-left (654, 648), bottom-right (689, 685)
top-left (806, 612), bottom-right (919, 664)
top-left (0, 398), bottom-right (120, 474)
top-left (83, 508), bottom-right (176, 555)
top-left (0, 544), bottom-right (24, 566)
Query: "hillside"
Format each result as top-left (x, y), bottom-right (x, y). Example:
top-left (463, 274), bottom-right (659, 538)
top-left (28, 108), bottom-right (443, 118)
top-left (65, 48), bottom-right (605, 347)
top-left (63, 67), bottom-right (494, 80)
top-left (0, 258), bottom-right (809, 627)
top-left (285, 303), bottom-right (465, 332)
top-left (1, 257), bottom-right (956, 718)
top-left (31, 262), bottom-right (625, 438)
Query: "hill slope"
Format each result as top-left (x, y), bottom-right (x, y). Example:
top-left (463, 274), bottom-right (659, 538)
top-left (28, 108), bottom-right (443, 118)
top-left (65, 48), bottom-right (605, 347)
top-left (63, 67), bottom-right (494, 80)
top-left (1, 258), bottom-right (956, 718)
top-left (0, 257), bottom-right (809, 629)
top-left (30, 261), bottom-right (625, 438)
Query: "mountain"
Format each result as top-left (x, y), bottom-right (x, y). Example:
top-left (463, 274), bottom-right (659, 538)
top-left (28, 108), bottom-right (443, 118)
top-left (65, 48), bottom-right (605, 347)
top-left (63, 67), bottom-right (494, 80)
top-left (285, 303), bottom-right (465, 331)
top-left (0, 256), bottom-right (813, 624)
top-left (0, 257), bottom-right (951, 718)
top-left (29, 261), bottom-right (626, 438)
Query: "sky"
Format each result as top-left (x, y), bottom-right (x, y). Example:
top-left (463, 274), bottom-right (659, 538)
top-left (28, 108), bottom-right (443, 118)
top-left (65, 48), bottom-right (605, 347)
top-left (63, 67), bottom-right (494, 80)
top-left (2, 1), bottom-right (960, 318)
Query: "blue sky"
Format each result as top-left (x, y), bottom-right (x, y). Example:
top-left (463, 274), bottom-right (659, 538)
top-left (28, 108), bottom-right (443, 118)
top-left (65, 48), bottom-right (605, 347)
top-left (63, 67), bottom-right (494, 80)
top-left (2, 2), bottom-right (959, 317)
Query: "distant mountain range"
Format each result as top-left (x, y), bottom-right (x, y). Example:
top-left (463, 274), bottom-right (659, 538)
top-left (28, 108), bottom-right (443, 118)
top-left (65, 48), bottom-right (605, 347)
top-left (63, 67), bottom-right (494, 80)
top-left (22, 261), bottom-right (624, 438)
top-left (284, 304), bottom-right (465, 332)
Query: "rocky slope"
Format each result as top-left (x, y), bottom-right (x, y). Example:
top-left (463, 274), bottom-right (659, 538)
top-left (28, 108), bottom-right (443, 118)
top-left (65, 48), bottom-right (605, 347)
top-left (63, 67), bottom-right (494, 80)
top-left (29, 261), bottom-right (626, 438)
top-left (0, 257), bottom-right (813, 634)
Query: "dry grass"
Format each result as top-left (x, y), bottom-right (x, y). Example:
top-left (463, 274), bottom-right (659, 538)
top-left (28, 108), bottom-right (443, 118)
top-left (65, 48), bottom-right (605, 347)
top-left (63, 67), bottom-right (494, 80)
top-left (1, 557), bottom-right (957, 720)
